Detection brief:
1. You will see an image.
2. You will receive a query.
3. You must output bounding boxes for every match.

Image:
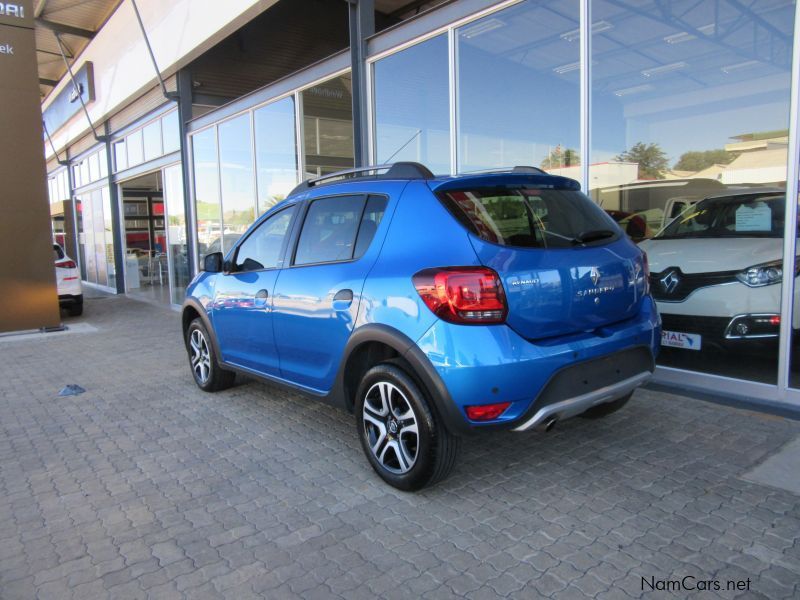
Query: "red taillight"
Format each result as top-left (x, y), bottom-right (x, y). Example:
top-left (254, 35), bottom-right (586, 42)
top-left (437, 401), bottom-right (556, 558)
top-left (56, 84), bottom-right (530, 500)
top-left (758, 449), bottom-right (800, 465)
top-left (465, 402), bottom-right (511, 421)
top-left (770, 315), bottom-right (781, 326)
top-left (56, 260), bottom-right (77, 269)
top-left (413, 267), bottom-right (508, 324)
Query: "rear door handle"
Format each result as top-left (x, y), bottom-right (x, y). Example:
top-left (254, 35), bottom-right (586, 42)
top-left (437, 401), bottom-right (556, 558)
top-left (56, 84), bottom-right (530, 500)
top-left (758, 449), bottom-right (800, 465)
top-left (254, 288), bottom-right (269, 309)
top-left (333, 288), bottom-right (353, 310)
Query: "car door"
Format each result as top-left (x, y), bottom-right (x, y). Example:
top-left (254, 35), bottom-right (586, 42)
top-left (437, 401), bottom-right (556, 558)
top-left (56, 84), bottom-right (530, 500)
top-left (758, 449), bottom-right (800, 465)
top-left (211, 204), bottom-right (297, 375)
top-left (272, 194), bottom-right (389, 391)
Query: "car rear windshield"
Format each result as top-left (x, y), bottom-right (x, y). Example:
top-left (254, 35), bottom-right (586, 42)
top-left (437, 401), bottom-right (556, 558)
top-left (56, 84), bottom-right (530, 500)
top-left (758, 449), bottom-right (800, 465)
top-left (657, 194), bottom-right (785, 239)
top-left (437, 187), bottom-right (619, 248)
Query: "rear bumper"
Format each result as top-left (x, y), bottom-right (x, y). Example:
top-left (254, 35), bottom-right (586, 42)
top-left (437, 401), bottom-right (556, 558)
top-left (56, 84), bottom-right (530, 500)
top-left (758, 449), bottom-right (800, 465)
top-left (415, 296), bottom-right (660, 432)
top-left (58, 293), bottom-right (83, 307)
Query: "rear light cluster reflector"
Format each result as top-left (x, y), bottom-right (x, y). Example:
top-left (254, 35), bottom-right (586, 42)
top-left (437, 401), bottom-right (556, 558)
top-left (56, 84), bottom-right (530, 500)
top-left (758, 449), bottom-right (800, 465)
top-left (465, 402), bottom-right (511, 421)
top-left (412, 267), bottom-right (508, 324)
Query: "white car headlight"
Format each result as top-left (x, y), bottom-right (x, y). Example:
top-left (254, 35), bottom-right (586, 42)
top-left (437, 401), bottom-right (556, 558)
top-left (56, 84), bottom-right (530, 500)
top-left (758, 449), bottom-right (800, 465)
top-left (736, 261), bottom-right (783, 287)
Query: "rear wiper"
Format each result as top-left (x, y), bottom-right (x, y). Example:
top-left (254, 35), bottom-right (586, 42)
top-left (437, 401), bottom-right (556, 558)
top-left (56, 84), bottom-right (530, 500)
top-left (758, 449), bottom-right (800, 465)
top-left (572, 229), bottom-right (616, 245)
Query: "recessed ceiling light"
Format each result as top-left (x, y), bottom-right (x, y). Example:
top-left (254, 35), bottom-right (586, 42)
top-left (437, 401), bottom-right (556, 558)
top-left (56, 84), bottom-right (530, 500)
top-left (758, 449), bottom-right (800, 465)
top-left (461, 18), bottom-right (505, 39)
top-left (613, 84), bottom-right (655, 96)
top-left (553, 60), bottom-right (597, 74)
top-left (560, 20), bottom-right (614, 42)
top-left (641, 62), bottom-right (688, 77)
top-left (721, 60), bottom-right (760, 73)
top-left (664, 23), bottom-right (715, 44)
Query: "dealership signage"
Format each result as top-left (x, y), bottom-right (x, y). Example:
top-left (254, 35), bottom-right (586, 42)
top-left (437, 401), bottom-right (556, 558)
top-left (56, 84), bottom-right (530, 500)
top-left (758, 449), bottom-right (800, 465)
top-left (0, 0), bottom-right (61, 332)
top-left (42, 61), bottom-right (95, 133)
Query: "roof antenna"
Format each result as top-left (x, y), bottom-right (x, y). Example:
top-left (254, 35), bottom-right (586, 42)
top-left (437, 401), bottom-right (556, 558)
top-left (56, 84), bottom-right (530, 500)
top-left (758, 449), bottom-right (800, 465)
top-left (383, 129), bottom-right (422, 163)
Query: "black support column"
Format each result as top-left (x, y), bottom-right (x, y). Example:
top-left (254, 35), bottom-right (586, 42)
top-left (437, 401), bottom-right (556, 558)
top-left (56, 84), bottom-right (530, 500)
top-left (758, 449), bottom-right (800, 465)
top-left (348, 0), bottom-right (374, 167)
top-left (104, 121), bottom-right (126, 294)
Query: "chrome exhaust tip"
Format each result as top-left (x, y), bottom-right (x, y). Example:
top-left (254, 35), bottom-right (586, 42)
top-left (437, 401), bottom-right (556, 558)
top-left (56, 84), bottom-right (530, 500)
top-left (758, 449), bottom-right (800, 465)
top-left (540, 416), bottom-right (558, 432)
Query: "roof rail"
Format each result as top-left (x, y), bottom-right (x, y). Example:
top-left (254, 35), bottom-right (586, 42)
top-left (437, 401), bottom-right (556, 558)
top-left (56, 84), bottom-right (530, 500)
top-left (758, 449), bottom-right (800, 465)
top-left (289, 161), bottom-right (434, 195)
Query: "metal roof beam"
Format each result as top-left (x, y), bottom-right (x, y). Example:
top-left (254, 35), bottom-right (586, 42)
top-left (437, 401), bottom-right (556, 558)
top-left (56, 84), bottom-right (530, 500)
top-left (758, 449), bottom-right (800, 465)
top-left (36, 18), bottom-right (96, 39)
top-left (39, 78), bottom-right (59, 87)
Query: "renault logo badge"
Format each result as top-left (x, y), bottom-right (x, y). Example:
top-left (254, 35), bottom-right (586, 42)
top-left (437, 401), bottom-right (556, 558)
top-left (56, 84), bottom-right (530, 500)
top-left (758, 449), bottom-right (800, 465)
top-left (660, 270), bottom-right (680, 294)
top-left (590, 267), bottom-right (601, 286)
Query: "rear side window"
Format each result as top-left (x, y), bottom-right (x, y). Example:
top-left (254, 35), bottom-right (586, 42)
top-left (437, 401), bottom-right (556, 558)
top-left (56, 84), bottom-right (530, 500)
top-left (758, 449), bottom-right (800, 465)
top-left (353, 196), bottom-right (388, 259)
top-left (53, 244), bottom-right (65, 261)
top-left (295, 195), bottom-right (366, 265)
top-left (438, 187), bottom-right (619, 248)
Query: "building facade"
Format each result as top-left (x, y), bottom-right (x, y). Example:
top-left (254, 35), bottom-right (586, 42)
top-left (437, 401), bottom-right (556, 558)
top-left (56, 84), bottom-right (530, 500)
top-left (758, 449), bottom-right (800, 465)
top-left (41, 0), bottom-right (800, 410)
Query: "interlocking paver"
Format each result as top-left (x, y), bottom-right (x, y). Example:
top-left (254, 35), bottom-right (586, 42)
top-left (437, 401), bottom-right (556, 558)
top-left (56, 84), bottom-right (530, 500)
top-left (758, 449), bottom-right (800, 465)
top-left (1, 294), bottom-right (799, 599)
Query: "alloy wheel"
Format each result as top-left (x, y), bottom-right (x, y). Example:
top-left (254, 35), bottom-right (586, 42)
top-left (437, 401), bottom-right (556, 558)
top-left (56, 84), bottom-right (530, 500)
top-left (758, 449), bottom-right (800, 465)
top-left (362, 381), bottom-right (419, 474)
top-left (189, 329), bottom-right (211, 384)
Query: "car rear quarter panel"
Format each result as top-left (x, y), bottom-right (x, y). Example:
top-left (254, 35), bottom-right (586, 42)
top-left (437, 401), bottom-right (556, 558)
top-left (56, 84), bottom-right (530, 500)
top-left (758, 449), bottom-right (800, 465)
top-left (356, 180), bottom-right (481, 340)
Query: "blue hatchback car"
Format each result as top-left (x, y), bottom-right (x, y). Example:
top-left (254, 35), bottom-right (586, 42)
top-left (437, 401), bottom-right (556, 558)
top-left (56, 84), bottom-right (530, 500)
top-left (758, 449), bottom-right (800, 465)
top-left (182, 163), bottom-right (660, 490)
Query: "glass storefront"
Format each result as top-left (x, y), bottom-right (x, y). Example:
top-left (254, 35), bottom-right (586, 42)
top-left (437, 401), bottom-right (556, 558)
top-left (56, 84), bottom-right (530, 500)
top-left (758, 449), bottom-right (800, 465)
top-left (76, 185), bottom-right (115, 289)
top-left (178, 0), bottom-right (800, 404)
top-left (219, 114), bottom-right (256, 251)
top-left (301, 74), bottom-right (354, 177)
top-left (192, 127), bottom-right (223, 262)
top-left (373, 34), bottom-right (450, 174)
top-left (456, 0), bottom-right (581, 178)
top-left (254, 97), bottom-right (298, 214)
top-left (164, 164), bottom-right (190, 304)
top-left (590, 0), bottom-right (794, 384)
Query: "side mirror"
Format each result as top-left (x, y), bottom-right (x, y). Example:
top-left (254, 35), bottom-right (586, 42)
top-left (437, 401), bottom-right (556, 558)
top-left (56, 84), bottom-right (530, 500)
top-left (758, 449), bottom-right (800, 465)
top-left (202, 252), bottom-right (223, 273)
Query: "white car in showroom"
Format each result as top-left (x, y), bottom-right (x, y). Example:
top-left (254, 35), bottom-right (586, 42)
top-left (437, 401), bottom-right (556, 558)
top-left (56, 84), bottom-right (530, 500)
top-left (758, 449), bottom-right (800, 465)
top-left (54, 243), bottom-right (83, 316)
top-left (640, 191), bottom-right (795, 352)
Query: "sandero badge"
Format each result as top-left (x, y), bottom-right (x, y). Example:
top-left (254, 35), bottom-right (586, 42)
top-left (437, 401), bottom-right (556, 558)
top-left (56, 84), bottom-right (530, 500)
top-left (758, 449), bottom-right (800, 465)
top-left (181, 162), bottom-right (660, 490)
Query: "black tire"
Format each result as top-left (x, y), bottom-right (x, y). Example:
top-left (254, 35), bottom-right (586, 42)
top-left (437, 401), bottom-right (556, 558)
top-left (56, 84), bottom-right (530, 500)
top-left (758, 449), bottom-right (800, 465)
top-left (67, 303), bottom-right (83, 317)
top-left (355, 363), bottom-right (459, 491)
top-left (579, 392), bottom-right (632, 419)
top-left (185, 318), bottom-right (235, 392)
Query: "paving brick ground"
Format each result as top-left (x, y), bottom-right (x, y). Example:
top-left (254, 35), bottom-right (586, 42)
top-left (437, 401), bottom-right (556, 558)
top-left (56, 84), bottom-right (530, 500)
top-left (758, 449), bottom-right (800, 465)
top-left (1, 294), bottom-right (799, 599)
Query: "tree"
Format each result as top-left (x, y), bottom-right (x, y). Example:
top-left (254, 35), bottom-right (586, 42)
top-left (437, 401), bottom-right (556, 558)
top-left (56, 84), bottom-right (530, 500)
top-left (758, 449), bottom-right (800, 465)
top-left (615, 142), bottom-right (669, 180)
top-left (541, 146), bottom-right (580, 169)
top-left (674, 149), bottom-right (738, 172)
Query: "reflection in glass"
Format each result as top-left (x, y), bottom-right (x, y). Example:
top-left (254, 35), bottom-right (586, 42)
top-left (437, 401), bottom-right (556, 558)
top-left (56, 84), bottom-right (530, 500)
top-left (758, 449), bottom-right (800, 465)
top-left (114, 141), bottom-right (127, 172)
top-left (127, 129), bottom-right (144, 167)
top-left (162, 111), bottom-right (180, 154)
top-left (143, 121), bottom-right (162, 162)
top-left (254, 97), bottom-right (298, 214)
top-left (102, 187), bottom-right (116, 289)
top-left (164, 164), bottom-right (189, 304)
top-left (301, 74), bottom-right (354, 177)
top-left (219, 114), bottom-right (256, 254)
top-left (456, 1), bottom-right (580, 178)
top-left (92, 189), bottom-right (108, 286)
top-left (192, 127), bottom-right (222, 263)
top-left (591, 0), bottom-right (795, 384)
top-left (374, 34), bottom-right (449, 174)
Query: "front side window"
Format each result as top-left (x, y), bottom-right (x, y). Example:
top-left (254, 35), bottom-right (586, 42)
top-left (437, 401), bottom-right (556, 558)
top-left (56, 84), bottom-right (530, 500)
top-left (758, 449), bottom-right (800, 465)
top-left (439, 187), bottom-right (618, 248)
top-left (294, 195), bottom-right (366, 265)
top-left (234, 205), bottom-right (296, 272)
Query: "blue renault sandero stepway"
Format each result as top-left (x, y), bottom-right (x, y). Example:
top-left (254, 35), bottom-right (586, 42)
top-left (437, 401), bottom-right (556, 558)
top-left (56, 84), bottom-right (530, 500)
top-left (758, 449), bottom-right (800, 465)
top-left (182, 163), bottom-right (660, 490)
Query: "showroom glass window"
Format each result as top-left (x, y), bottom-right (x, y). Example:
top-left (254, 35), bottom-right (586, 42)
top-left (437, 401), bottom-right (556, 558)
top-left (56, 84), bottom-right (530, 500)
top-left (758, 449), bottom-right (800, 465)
top-left (162, 110), bottom-right (181, 155)
top-left (588, 0), bottom-right (795, 384)
top-left (218, 114), bottom-right (256, 254)
top-left (456, 0), bottom-right (580, 180)
top-left (373, 34), bottom-right (450, 175)
top-left (191, 127), bottom-right (222, 263)
top-left (164, 164), bottom-right (189, 304)
top-left (254, 97), bottom-right (299, 214)
top-left (301, 74), bottom-right (354, 177)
